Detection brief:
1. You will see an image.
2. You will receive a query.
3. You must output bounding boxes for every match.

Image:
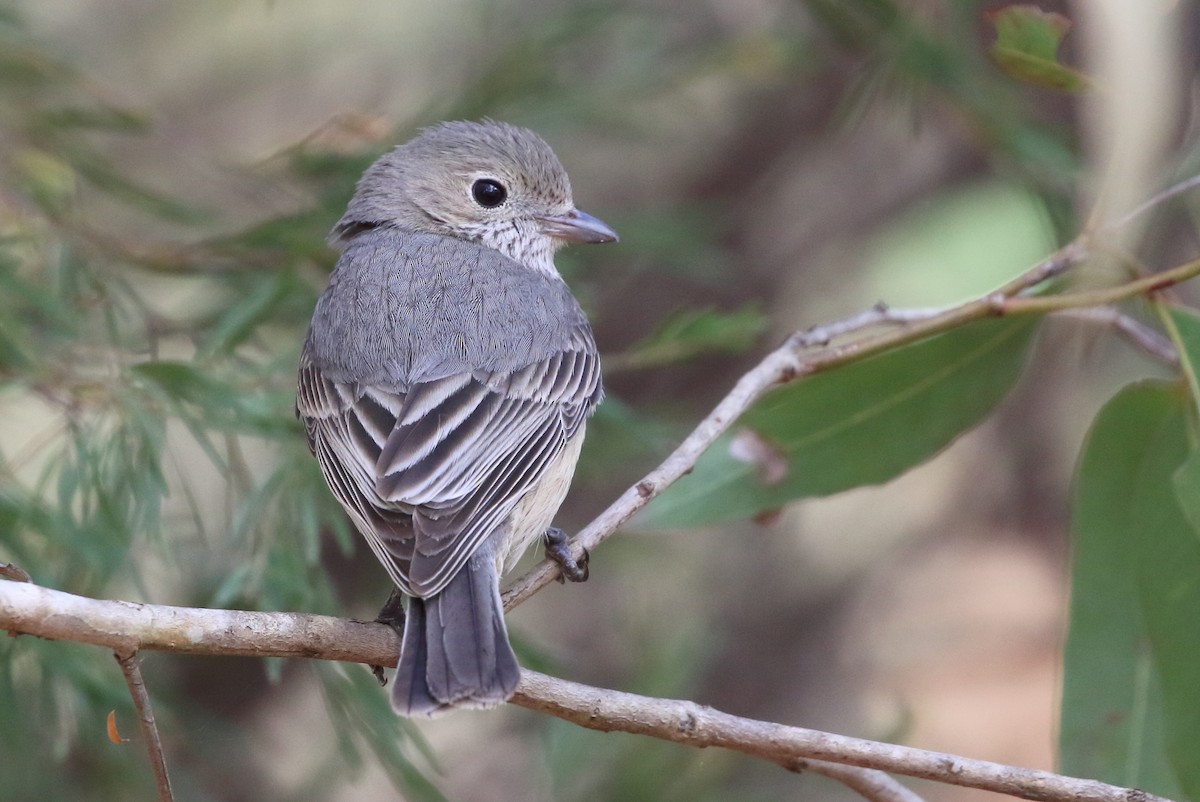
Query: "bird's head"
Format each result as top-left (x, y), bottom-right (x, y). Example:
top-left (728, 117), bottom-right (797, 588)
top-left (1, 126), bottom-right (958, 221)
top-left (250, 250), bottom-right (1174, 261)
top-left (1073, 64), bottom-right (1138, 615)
top-left (331, 120), bottom-right (616, 274)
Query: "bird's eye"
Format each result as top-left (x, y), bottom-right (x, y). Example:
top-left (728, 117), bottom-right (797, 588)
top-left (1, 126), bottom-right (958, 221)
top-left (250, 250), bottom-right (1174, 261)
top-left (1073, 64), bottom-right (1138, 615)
top-left (471, 178), bottom-right (508, 208)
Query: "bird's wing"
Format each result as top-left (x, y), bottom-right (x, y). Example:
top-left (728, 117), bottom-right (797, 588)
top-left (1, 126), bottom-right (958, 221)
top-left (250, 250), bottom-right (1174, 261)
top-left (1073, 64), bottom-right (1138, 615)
top-left (297, 331), bottom-right (600, 598)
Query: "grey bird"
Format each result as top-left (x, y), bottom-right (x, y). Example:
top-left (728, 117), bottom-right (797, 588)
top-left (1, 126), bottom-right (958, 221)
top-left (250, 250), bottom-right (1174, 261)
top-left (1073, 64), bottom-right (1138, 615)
top-left (297, 120), bottom-right (615, 716)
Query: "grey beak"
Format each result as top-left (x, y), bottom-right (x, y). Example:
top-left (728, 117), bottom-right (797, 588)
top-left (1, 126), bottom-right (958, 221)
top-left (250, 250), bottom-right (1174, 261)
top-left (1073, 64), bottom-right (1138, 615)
top-left (538, 208), bottom-right (619, 244)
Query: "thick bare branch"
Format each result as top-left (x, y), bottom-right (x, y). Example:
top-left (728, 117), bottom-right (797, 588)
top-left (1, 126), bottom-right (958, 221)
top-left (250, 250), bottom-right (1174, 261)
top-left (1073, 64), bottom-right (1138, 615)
top-left (0, 579), bottom-right (397, 666)
top-left (511, 671), bottom-right (1165, 802)
top-left (0, 581), bottom-right (1167, 802)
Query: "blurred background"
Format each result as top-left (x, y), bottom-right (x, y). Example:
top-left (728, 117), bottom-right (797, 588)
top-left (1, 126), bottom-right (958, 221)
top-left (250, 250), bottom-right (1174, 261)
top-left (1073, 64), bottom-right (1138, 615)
top-left (1, 0), bottom-right (1197, 800)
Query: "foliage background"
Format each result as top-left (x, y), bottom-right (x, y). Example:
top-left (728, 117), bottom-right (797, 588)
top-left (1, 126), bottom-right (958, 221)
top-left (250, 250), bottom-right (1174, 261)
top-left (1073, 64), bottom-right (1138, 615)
top-left (1, 1), bottom-right (1198, 800)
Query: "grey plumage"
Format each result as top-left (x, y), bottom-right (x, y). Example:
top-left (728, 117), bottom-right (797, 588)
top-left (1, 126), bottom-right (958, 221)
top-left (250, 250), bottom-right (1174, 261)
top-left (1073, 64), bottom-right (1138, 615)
top-left (297, 120), bottom-right (613, 716)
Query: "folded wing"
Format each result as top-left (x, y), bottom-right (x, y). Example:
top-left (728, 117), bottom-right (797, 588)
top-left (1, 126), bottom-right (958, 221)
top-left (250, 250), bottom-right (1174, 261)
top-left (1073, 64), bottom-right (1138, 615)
top-left (297, 331), bottom-right (600, 598)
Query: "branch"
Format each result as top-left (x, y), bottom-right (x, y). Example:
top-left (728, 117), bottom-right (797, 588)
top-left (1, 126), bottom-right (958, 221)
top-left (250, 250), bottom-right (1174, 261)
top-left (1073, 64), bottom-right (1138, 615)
top-left (795, 302), bottom-right (1178, 366)
top-left (0, 579), bottom-right (397, 665)
top-left (114, 651), bottom-right (174, 802)
top-left (794, 759), bottom-right (928, 802)
top-left (1056, 307), bottom-right (1178, 365)
top-left (1110, 173), bottom-right (1200, 230)
top-left (502, 242), bottom-right (1200, 610)
top-left (512, 671), bottom-right (1163, 802)
top-left (0, 581), bottom-right (1164, 802)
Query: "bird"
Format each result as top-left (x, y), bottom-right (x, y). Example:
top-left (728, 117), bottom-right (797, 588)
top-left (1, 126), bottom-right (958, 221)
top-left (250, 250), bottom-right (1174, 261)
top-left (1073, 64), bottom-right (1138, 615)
top-left (296, 120), bottom-right (616, 716)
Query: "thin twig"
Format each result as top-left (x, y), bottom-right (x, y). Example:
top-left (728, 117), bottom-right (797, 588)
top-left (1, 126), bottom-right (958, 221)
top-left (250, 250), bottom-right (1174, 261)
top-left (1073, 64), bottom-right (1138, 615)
top-left (1056, 307), bottom-right (1178, 365)
top-left (0, 582), bottom-right (1166, 802)
top-left (1002, 256), bottom-right (1200, 316)
top-left (787, 758), bottom-right (927, 802)
top-left (796, 302), bottom-right (948, 347)
top-left (806, 302), bottom-right (1177, 365)
top-left (1111, 173), bottom-right (1200, 230)
top-left (114, 651), bottom-right (174, 802)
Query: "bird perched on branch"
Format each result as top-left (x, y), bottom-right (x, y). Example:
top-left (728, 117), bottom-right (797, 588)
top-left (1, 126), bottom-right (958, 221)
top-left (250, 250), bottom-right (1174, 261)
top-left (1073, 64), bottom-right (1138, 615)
top-left (297, 120), bottom-right (616, 716)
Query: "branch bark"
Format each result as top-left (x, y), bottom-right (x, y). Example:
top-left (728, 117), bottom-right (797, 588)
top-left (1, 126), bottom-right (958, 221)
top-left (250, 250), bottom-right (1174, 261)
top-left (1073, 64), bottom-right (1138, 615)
top-left (0, 581), bottom-right (1168, 802)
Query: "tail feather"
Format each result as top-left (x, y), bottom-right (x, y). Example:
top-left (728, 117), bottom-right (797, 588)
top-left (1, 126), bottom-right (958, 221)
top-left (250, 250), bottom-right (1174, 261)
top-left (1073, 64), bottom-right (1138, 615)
top-left (391, 543), bottom-right (520, 717)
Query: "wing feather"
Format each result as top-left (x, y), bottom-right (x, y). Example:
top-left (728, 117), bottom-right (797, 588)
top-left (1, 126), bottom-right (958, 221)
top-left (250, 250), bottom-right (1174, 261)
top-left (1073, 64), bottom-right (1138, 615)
top-left (298, 339), bottom-right (601, 598)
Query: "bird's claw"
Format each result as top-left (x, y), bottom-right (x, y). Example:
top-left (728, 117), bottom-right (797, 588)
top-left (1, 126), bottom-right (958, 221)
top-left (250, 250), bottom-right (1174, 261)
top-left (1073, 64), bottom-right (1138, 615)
top-left (367, 588), bottom-right (407, 686)
top-left (544, 526), bottom-right (589, 583)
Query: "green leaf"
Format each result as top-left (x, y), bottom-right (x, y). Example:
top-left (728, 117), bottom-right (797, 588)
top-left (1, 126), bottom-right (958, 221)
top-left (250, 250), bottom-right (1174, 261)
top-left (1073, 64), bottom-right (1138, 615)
top-left (316, 662), bottom-right (448, 802)
top-left (132, 360), bottom-right (238, 409)
top-left (214, 208), bottom-right (334, 261)
top-left (988, 5), bottom-right (1092, 92)
top-left (607, 305), bottom-right (767, 372)
top-left (637, 317), bottom-right (1035, 529)
top-left (1060, 382), bottom-right (1194, 799)
top-left (35, 104), bottom-right (150, 133)
top-left (11, 147), bottom-right (76, 212)
top-left (199, 270), bottom-right (296, 358)
top-left (130, 360), bottom-right (291, 438)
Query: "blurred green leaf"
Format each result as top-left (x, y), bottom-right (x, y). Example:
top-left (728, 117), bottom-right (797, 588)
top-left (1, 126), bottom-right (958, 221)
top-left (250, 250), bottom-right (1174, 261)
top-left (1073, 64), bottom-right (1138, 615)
top-left (130, 360), bottom-right (290, 436)
top-left (132, 360), bottom-right (238, 409)
top-left (214, 209), bottom-right (336, 263)
top-left (199, 270), bottom-right (298, 358)
top-left (988, 5), bottom-right (1092, 92)
top-left (1060, 382), bottom-right (1193, 800)
top-left (11, 146), bottom-right (76, 212)
top-left (317, 662), bottom-right (448, 802)
top-left (34, 103), bottom-right (150, 133)
top-left (606, 305), bottom-right (767, 373)
top-left (58, 141), bottom-right (205, 223)
top-left (544, 623), bottom-right (731, 802)
top-left (638, 317), bottom-right (1035, 529)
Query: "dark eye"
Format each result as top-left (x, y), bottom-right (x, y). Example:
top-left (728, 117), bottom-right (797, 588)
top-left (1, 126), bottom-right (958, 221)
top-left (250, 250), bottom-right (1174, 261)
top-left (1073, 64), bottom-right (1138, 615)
top-left (471, 178), bottom-right (507, 208)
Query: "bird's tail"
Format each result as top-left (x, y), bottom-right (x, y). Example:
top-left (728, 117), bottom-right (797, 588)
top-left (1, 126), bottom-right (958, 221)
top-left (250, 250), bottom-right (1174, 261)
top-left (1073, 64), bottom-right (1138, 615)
top-left (391, 546), bottom-right (520, 717)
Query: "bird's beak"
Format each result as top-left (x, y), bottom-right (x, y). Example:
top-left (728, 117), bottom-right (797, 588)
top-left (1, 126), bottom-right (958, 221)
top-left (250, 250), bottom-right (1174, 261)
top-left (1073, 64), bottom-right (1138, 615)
top-left (538, 208), bottom-right (619, 244)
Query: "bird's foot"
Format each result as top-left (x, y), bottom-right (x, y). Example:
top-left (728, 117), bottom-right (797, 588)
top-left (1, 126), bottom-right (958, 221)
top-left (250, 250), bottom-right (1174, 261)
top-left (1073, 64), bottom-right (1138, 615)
top-left (544, 527), bottom-right (589, 583)
top-left (367, 588), bottom-right (407, 686)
